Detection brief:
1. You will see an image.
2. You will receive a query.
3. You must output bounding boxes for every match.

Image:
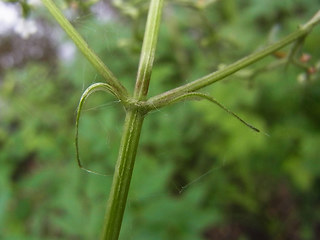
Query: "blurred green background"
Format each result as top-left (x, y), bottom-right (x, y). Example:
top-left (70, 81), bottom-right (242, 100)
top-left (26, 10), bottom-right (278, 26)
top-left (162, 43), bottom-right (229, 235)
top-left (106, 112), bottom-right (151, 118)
top-left (1, 0), bottom-right (320, 239)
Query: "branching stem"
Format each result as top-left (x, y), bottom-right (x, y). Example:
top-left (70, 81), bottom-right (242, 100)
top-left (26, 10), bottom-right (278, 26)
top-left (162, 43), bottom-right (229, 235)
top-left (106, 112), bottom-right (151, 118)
top-left (101, 0), bottom-right (164, 239)
top-left (41, 1), bottom-right (320, 239)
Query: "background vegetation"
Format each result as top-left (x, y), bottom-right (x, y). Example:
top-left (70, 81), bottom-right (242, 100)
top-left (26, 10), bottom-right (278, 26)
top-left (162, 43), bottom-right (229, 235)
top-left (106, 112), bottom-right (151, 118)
top-left (1, 0), bottom-right (320, 239)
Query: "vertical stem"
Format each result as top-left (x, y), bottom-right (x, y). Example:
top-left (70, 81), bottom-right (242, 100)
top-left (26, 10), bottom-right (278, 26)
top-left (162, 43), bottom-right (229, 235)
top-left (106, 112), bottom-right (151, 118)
top-left (101, 0), bottom-right (164, 239)
top-left (101, 110), bottom-right (144, 240)
top-left (134, 0), bottom-right (164, 100)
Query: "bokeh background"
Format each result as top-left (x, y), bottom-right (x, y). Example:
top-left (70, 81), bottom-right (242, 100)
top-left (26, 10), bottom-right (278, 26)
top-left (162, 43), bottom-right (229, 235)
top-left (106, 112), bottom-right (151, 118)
top-left (1, 0), bottom-right (320, 239)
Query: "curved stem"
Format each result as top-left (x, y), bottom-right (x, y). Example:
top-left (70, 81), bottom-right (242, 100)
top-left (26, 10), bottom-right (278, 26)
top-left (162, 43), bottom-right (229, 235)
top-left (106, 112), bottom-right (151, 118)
top-left (148, 91), bottom-right (260, 132)
top-left (75, 83), bottom-right (120, 176)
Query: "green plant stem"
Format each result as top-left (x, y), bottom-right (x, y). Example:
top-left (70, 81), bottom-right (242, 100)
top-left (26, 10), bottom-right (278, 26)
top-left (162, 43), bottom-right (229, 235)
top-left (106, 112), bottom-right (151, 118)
top-left (41, 0), bottom-right (128, 99)
top-left (147, 10), bottom-right (320, 108)
top-left (101, 0), bottom-right (164, 239)
top-left (42, 0), bottom-right (319, 238)
top-left (134, 0), bottom-right (164, 100)
top-left (101, 110), bottom-right (144, 240)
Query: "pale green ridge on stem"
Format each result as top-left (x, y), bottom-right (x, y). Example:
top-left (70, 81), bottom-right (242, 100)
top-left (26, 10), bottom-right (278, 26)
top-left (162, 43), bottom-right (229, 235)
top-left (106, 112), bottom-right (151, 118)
top-left (147, 9), bottom-right (320, 107)
top-left (101, 110), bottom-right (144, 240)
top-left (101, 1), bottom-right (164, 240)
top-left (41, 0), bottom-right (128, 100)
top-left (75, 83), bottom-right (120, 176)
top-left (134, 0), bottom-right (164, 100)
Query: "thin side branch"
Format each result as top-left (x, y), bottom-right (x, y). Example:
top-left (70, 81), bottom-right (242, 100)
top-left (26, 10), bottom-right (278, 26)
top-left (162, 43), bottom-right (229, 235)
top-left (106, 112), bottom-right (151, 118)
top-left (42, 0), bottom-right (128, 99)
top-left (148, 10), bottom-right (320, 107)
